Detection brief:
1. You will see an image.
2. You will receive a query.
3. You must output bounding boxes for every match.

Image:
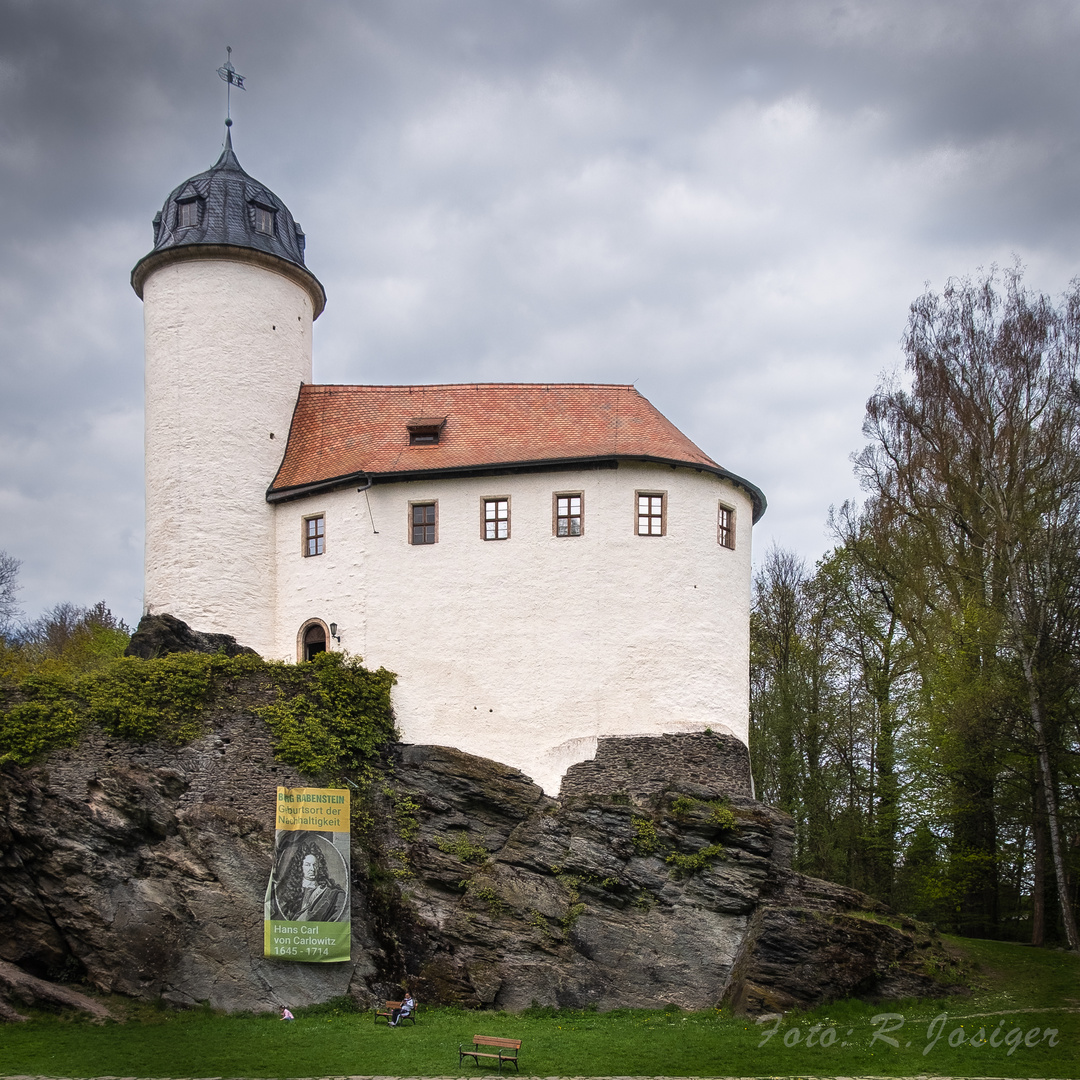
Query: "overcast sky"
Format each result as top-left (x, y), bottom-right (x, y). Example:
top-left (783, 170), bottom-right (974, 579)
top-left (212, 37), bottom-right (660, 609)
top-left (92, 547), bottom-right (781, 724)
top-left (3, 0), bottom-right (1080, 629)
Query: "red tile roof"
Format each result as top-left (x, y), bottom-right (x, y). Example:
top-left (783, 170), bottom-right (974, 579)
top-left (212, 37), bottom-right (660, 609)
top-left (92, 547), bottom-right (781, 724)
top-left (269, 383), bottom-right (765, 520)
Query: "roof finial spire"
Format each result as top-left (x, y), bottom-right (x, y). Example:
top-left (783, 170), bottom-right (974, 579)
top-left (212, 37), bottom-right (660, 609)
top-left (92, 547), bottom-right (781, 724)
top-left (217, 45), bottom-right (246, 132)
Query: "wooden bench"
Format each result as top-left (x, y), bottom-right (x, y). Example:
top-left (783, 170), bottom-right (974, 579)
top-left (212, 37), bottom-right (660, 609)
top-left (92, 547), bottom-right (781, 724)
top-left (374, 999), bottom-right (417, 1025)
top-left (459, 1035), bottom-right (521, 1073)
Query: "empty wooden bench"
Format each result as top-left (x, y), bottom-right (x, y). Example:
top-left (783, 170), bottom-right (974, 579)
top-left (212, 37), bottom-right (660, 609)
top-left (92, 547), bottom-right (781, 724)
top-left (374, 999), bottom-right (417, 1025)
top-left (459, 1034), bottom-right (521, 1072)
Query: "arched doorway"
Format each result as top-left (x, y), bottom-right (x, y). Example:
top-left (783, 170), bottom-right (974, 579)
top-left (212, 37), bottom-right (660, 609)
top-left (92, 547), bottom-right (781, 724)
top-left (298, 620), bottom-right (329, 662)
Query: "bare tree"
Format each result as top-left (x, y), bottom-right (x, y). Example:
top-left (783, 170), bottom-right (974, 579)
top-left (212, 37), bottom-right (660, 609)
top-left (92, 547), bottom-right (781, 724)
top-left (0, 551), bottom-right (20, 638)
top-left (17, 600), bottom-right (129, 665)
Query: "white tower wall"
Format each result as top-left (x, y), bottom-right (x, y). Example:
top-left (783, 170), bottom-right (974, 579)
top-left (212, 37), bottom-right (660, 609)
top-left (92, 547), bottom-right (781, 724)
top-left (141, 257), bottom-right (313, 655)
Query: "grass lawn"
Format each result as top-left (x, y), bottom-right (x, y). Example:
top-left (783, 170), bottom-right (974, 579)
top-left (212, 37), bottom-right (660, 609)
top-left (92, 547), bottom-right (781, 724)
top-left (0, 937), bottom-right (1076, 1078)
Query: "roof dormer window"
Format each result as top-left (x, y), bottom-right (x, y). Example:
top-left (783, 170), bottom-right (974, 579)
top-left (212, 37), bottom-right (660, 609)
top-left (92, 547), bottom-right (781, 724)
top-left (177, 198), bottom-right (201, 229)
top-left (407, 416), bottom-right (447, 445)
top-left (253, 203), bottom-right (275, 235)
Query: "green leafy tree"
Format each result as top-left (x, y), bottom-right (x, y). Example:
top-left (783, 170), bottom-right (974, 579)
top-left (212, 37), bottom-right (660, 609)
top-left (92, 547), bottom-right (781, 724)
top-left (750, 546), bottom-right (848, 883)
top-left (821, 505), bottom-right (917, 903)
top-left (855, 267), bottom-right (1080, 945)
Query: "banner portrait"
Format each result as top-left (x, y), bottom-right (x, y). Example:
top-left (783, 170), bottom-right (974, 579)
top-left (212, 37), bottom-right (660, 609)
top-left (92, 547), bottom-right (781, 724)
top-left (264, 786), bottom-right (351, 962)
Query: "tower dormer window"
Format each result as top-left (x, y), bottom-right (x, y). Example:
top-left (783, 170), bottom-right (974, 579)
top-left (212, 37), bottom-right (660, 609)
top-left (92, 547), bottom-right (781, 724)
top-left (177, 198), bottom-right (201, 228)
top-left (254, 204), bottom-right (275, 235)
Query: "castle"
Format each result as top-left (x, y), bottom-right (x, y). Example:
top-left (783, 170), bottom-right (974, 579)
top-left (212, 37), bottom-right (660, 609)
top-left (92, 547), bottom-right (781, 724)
top-left (131, 130), bottom-right (766, 793)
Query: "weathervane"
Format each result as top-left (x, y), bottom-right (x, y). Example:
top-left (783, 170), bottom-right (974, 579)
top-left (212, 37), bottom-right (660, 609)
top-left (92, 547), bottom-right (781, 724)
top-left (217, 45), bottom-right (246, 127)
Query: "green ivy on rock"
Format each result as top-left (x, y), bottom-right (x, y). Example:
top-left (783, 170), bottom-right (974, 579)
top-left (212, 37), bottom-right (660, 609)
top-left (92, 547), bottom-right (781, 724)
top-left (0, 649), bottom-right (397, 778)
top-left (257, 651), bottom-right (397, 776)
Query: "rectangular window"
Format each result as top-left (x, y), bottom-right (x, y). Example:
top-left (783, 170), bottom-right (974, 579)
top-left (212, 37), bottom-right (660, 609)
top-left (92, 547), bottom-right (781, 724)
top-left (411, 502), bottom-right (437, 545)
top-left (718, 504), bottom-right (735, 549)
top-left (554, 493), bottom-right (583, 537)
top-left (178, 199), bottom-right (200, 228)
top-left (483, 498), bottom-right (510, 540)
top-left (406, 416), bottom-right (447, 445)
top-left (254, 205), bottom-right (275, 235)
top-left (637, 492), bottom-right (665, 536)
top-left (303, 515), bottom-right (325, 557)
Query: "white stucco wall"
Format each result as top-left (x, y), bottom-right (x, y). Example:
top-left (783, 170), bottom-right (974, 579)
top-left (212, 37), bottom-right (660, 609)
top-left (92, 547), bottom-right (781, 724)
top-left (142, 258), bottom-right (313, 656)
top-left (272, 463), bottom-right (754, 793)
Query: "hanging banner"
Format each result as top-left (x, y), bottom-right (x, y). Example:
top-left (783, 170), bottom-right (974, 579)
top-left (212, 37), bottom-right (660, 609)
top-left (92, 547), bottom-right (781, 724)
top-left (264, 786), bottom-right (351, 963)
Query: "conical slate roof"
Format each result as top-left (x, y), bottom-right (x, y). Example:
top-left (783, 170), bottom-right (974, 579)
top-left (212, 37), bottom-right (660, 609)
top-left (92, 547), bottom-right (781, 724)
top-left (131, 129), bottom-right (325, 314)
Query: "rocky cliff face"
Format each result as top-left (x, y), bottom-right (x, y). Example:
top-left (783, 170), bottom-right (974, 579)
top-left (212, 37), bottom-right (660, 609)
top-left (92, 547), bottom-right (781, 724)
top-left (0, 704), bottom-right (962, 1018)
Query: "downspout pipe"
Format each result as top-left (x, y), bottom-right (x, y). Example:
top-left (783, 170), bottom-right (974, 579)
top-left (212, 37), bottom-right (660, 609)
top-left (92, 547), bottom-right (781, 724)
top-left (357, 475), bottom-right (377, 534)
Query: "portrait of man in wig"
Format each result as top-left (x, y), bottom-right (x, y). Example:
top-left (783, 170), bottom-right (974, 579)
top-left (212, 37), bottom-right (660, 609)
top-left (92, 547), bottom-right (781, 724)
top-left (271, 836), bottom-right (348, 922)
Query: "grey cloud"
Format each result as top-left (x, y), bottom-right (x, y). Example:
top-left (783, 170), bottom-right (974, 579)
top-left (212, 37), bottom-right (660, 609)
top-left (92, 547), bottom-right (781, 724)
top-left (2, 0), bottom-right (1080, 624)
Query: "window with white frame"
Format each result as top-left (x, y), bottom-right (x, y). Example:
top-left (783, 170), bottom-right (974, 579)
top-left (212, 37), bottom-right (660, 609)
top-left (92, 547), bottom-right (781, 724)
top-left (554, 493), bottom-right (583, 537)
top-left (718, 504), bottom-right (735, 549)
top-left (636, 492), bottom-right (665, 536)
top-left (303, 514), bottom-right (325, 556)
top-left (483, 498), bottom-right (510, 540)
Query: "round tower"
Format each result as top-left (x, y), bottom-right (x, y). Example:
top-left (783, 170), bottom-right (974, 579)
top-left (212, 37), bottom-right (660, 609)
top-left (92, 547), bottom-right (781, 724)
top-left (131, 129), bottom-right (325, 655)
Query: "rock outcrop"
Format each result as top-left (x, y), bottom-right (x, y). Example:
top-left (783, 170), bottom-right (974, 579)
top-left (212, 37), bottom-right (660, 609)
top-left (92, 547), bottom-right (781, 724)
top-left (124, 613), bottom-right (256, 659)
top-left (0, 695), bottom-right (963, 1018)
top-left (382, 740), bottom-right (959, 1013)
top-left (0, 959), bottom-right (114, 1022)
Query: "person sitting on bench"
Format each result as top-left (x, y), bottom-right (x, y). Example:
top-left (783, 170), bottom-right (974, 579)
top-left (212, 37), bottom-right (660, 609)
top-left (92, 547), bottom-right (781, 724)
top-left (390, 993), bottom-right (415, 1026)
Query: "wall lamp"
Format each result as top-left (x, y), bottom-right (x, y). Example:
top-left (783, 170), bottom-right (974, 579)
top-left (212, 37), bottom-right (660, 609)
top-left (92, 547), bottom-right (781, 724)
top-left (329, 622), bottom-right (341, 644)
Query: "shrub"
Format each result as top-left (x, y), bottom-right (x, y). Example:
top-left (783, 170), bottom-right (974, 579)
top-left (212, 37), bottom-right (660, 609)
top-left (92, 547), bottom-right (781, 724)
top-left (632, 817), bottom-right (661, 854)
top-left (393, 793), bottom-right (422, 843)
top-left (434, 831), bottom-right (489, 864)
top-left (0, 673), bottom-right (83, 765)
top-left (255, 651), bottom-right (397, 776)
top-left (666, 843), bottom-right (727, 879)
top-left (709, 801), bottom-right (737, 830)
top-left (85, 652), bottom-right (239, 743)
top-left (667, 794), bottom-right (738, 830)
top-left (460, 877), bottom-right (506, 915)
top-left (0, 648), bottom-right (397, 779)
